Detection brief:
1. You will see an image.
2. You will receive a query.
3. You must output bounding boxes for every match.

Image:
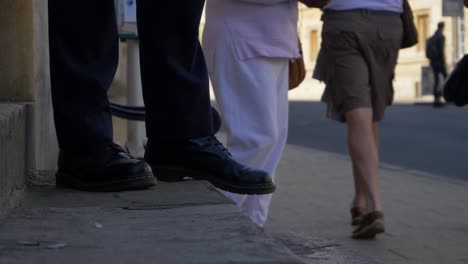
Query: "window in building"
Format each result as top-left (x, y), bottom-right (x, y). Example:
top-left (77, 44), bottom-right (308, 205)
top-left (416, 14), bottom-right (429, 52)
top-left (309, 30), bottom-right (319, 61)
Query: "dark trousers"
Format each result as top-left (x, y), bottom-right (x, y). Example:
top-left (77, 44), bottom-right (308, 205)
top-left (48, 0), bottom-right (212, 152)
top-left (431, 64), bottom-right (448, 103)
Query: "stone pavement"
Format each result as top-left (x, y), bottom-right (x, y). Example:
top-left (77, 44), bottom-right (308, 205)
top-left (4, 133), bottom-right (463, 263)
top-left (0, 177), bottom-right (380, 264)
top-left (267, 144), bottom-right (468, 264)
top-left (0, 181), bottom-right (303, 264)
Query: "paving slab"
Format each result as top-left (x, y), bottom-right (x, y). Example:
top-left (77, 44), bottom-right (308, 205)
top-left (273, 232), bottom-right (380, 264)
top-left (267, 144), bottom-right (468, 264)
top-left (0, 181), bottom-right (303, 264)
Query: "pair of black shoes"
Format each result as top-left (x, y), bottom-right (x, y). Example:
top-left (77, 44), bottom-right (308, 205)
top-left (56, 136), bottom-right (275, 195)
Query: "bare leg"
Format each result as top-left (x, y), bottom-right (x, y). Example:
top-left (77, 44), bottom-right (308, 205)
top-left (350, 117), bottom-right (378, 209)
top-left (351, 163), bottom-right (367, 209)
top-left (346, 108), bottom-right (382, 212)
top-left (372, 123), bottom-right (379, 149)
top-left (351, 122), bottom-right (379, 210)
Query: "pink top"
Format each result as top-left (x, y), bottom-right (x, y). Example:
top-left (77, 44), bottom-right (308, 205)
top-left (203, 0), bottom-right (299, 69)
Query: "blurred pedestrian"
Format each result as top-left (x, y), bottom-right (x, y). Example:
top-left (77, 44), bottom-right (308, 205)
top-left (202, 0), bottom-right (300, 226)
top-left (427, 22), bottom-right (447, 107)
top-left (48, 0), bottom-right (275, 195)
top-left (313, 0), bottom-right (404, 239)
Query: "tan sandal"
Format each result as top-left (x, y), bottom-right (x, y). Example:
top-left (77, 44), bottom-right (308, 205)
top-left (352, 211), bottom-right (385, 239)
top-left (350, 207), bottom-right (367, 226)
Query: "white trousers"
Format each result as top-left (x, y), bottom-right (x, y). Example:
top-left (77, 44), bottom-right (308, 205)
top-left (207, 32), bottom-right (289, 227)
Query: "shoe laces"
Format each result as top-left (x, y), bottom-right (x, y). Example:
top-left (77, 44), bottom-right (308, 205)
top-left (208, 136), bottom-right (232, 157)
top-left (103, 141), bottom-right (131, 161)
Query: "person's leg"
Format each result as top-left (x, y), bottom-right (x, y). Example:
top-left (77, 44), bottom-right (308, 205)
top-left (349, 117), bottom-right (379, 225)
top-left (236, 58), bottom-right (290, 227)
top-left (347, 110), bottom-right (384, 239)
top-left (325, 35), bottom-right (373, 215)
top-left (48, 0), bottom-right (156, 191)
top-left (432, 67), bottom-right (442, 105)
top-left (441, 67), bottom-right (448, 79)
top-left (345, 109), bottom-right (382, 212)
top-left (48, 0), bottom-right (117, 150)
top-left (217, 55), bottom-right (288, 175)
top-left (441, 67), bottom-right (448, 96)
top-left (351, 164), bottom-right (367, 209)
top-left (372, 123), bottom-right (379, 148)
top-left (138, 1), bottom-right (275, 195)
top-left (207, 30), bottom-right (288, 224)
top-left (136, 1), bottom-right (212, 142)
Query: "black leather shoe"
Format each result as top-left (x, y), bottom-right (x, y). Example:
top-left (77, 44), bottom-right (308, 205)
top-left (56, 142), bottom-right (157, 191)
top-left (145, 136), bottom-right (275, 195)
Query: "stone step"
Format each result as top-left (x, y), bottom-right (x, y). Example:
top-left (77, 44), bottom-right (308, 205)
top-left (0, 104), bottom-right (27, 218)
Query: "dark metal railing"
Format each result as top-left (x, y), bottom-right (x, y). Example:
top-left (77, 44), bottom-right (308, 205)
top-left (110, 103), bottom-right (222, 133)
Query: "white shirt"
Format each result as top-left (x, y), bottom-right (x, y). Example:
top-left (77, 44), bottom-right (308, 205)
top-left (324, 0), bottom-right (403, 13)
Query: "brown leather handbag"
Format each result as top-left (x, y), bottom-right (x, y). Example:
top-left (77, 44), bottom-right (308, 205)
top-left (400, 0), bottom-right (418, 49)
top-left (290, 0), bottom-right (330, 90)
top-left (289, 40), bottom-right (306, 90)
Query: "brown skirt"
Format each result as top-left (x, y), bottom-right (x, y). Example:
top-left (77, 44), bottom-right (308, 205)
top-left (313, 11), bottom-right (403, 123)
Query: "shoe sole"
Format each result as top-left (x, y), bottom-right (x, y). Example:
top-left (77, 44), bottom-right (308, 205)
top-left (352, 219), bottom-right (385, 239)
top-left (152, 166), bottom-right (276, 195)
top-left (56, 171), bottom-right (157, 192)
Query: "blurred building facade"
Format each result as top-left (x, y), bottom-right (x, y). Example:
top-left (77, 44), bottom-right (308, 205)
top-left (297, 1), bottom-right (467, 101)
top-left (200, 1), bottom-right (466, 101)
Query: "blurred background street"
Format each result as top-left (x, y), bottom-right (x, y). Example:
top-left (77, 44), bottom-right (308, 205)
top-left (286, 102), bottom-right (468, 181)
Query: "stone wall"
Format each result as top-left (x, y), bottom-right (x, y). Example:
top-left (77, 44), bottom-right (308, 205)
top-left (0, 0), bottom-right (58, 214)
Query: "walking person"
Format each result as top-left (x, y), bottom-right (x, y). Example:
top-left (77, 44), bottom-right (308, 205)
top-left (203, 0), bottom-right (300, 226)
top-left (427, 22), bottom-right (447, 107)
top-left (48, 0), bottom-right (275, 195)
top-left (313, 0), bottom-right (404, 239)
